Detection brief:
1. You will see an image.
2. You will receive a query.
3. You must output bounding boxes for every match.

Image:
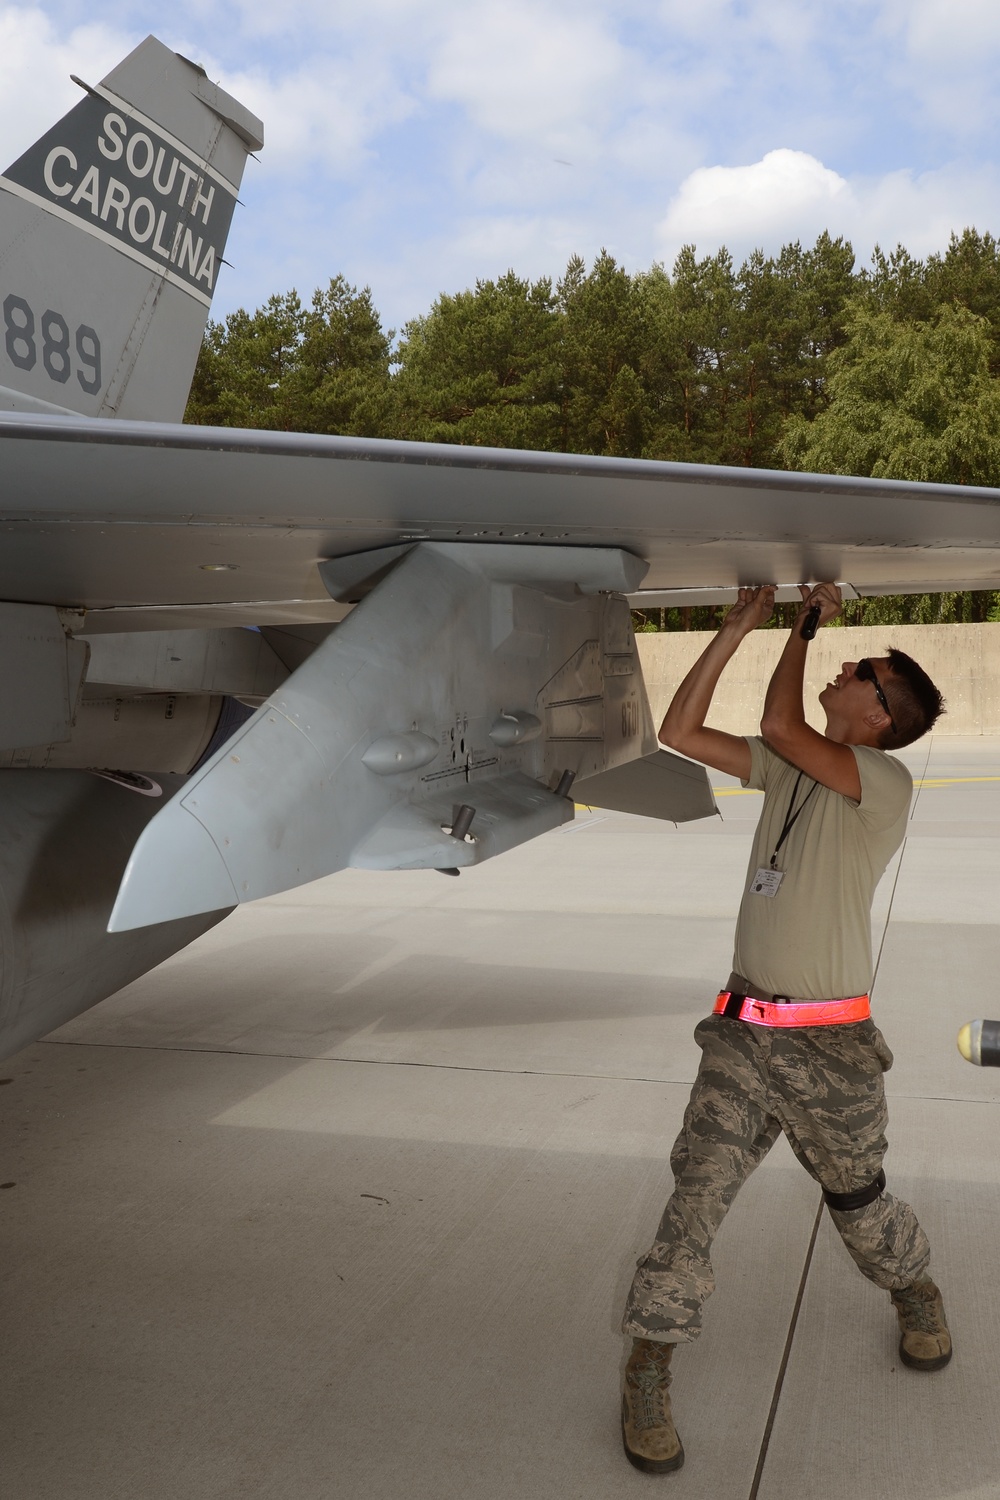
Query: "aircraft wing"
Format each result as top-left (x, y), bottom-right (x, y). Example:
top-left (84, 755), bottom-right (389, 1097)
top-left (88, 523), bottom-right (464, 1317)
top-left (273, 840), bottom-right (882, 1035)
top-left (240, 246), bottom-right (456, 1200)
top-left (3, 413), bottom-right (1000, 629)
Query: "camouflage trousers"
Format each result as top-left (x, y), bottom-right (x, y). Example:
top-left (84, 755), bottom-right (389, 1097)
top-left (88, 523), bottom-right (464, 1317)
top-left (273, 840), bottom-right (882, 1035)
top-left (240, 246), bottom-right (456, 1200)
top-left (622, 1011), bottom-right (931, 1343)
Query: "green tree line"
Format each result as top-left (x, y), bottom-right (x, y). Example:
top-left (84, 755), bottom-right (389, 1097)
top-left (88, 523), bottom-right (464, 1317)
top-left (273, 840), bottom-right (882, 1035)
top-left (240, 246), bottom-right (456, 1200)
top-left (185, 231), bottom-right (1000, 629)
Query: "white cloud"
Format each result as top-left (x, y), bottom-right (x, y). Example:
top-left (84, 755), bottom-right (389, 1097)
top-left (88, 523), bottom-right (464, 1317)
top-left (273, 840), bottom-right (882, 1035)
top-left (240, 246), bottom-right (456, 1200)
top-left (0, 6), bottom-right (137, 163)
top-left (879, 0), bottom-right (1000, 134)
top-left (848, 163), bottom-right (1000, 258)
top-left (890, 0), bottom-right (1000, 61)
top-left (0, 6), bottom-right (406, 184)
top-left (657, 149), bottom-right (1000, 271)
top-left (426, 1), bottom-right (626, 144)
top-left (659, 150), bottom-right (848, 251)
top-left (214, 56), bottom-right (414, 173)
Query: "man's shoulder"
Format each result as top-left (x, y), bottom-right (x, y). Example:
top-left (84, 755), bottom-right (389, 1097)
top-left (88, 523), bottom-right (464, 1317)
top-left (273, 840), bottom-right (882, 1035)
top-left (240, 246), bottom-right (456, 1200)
top-left (850, 745), bottom-right (913, 817)
top-left (852, 745), bottom-right (913, 786)
top-left (745, 735), bottom-right (791, 791)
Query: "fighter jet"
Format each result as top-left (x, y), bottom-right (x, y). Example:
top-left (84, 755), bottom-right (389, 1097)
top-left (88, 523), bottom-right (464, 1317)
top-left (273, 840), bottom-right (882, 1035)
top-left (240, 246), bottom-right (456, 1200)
top-left (3, 36), bottom-right (1000, 1064)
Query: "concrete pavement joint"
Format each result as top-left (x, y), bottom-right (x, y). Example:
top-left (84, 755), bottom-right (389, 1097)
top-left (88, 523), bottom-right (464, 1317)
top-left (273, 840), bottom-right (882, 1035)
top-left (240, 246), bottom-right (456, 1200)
top-left (37, 1036), bottom-right (698, 1087)
top-left (36, 1039), bottom-right (994, 1101)
top-left (747, 1196), bottom-right (824, 1500)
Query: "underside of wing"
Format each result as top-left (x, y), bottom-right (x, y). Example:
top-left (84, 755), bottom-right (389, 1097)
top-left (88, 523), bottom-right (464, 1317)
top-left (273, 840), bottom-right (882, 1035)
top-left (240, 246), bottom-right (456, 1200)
top-left (2, 415), bottom-right (1000, 631)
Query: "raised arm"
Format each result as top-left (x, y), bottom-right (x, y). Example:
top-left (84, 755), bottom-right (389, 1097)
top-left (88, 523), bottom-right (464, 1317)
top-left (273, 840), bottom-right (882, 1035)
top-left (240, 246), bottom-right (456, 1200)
top-left (658, 586), bottom-right (775, 780)
top-left (759, 583), bottom-right (862, 799)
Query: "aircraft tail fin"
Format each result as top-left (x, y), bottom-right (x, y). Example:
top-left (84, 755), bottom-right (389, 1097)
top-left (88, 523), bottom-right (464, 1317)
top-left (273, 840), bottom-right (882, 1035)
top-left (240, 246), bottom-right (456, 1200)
top-left (0, 35), bottom-right (262, 422)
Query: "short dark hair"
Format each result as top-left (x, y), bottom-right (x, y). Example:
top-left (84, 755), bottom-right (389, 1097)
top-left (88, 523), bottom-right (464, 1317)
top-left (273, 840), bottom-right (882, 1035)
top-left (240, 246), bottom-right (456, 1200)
top-left (878, 648), bottom-right (945, 749)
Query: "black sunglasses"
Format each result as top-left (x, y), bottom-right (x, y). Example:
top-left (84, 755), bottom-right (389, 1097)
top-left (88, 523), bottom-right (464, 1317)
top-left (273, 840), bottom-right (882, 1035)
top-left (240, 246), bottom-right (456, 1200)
top-left (857, 659), bottom-right (897, 734)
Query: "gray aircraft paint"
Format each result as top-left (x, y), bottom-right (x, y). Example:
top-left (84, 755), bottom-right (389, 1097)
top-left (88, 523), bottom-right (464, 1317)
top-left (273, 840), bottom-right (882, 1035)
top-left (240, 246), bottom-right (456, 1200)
top-left (0, 770), bottom-right (231, 1060)
top-left (83, 627), bottom-right (288, 697)
top-left (0, 36), bottom-right (261, 423)
top-left (0, 603), bottom-right (88, 750)
top-left (0, 688), bottom-right (223, 773)
top-left (0, 628), bottom-right (289, 774)
top-left (108, 542), bottom-right (658, 930)
top-left (575, 749), bottom-right (718, 825)
top-left (2, 418), bottom-right (1000, 619)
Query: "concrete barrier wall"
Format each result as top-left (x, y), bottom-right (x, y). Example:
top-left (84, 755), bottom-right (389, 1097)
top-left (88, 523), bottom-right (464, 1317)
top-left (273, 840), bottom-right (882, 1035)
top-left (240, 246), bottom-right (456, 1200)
top-left (636, 623), bottom-right (1000, 737)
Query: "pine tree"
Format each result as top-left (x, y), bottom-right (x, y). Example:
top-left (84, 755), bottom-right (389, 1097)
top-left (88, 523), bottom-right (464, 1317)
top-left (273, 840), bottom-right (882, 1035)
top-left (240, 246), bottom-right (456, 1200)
top-left (393, 272), bottom-right (561, 449)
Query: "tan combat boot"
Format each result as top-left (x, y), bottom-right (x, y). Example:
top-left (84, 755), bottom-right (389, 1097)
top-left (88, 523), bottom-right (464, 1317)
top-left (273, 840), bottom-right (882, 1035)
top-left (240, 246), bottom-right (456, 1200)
top-left (890, 1278), bottom-right (953, 1371)
top-left (621, 1338), bottom-right (684, 1474)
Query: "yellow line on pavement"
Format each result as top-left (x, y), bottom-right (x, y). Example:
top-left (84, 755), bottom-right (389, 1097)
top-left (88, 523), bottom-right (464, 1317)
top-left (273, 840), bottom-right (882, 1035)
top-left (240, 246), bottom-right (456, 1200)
top-left (913, 776), bottom-right (1000, 787)
top-left (576, 774), bottom-right (1000, 809)
top-left (708, 776), bottom-right (1000, 796)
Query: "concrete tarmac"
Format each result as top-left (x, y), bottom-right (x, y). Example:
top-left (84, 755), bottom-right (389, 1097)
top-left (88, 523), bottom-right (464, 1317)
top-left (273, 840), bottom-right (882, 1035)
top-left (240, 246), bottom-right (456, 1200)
top-left (2, 734), bottom-right (999, 1498)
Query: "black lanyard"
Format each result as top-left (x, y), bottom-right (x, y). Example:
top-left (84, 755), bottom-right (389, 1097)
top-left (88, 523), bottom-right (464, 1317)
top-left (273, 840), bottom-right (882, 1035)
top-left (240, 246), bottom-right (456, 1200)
top-left (769, 772), bottom-right (818, 870)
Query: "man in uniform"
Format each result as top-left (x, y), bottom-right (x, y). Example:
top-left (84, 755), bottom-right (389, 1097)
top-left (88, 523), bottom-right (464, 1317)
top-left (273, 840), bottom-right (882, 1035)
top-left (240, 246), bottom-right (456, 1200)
top-left (620, 582), bottom-right (949, 1476)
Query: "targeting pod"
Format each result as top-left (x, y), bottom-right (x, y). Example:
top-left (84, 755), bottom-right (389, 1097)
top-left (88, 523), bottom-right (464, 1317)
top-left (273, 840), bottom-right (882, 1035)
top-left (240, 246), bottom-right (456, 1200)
top-left (957, 1019), bottom-right (1000, 1067)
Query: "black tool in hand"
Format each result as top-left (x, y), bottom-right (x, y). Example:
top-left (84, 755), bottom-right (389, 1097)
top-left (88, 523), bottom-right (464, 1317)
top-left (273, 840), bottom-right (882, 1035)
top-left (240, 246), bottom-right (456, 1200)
top-left (800, 604), bottom-right (821, 640)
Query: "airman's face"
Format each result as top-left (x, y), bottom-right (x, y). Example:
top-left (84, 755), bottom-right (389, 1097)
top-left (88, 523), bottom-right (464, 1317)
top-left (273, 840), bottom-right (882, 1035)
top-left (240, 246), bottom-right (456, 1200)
top-left (818, 657), bottom-right (893, 729)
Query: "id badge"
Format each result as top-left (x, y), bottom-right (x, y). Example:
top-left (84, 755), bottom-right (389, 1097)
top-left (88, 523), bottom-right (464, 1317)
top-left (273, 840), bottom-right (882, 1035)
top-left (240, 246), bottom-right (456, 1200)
top-left (751, 867), bottom-right (784, 898)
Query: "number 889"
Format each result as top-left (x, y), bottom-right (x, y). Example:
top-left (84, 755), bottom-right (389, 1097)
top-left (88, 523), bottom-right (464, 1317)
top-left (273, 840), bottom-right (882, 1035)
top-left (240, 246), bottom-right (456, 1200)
top-left (3, 293), bottom-right (102, 396)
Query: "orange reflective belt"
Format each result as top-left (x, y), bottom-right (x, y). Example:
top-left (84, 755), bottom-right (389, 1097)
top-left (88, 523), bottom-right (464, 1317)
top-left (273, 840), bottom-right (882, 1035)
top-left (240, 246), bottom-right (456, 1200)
top-left (713, 991), bottom-right (871, 1028)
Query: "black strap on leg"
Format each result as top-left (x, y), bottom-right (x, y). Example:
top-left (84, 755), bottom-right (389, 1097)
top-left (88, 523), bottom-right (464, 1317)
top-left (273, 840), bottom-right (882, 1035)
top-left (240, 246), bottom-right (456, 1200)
top-left (823, 1169), bottom-right (886, 1212)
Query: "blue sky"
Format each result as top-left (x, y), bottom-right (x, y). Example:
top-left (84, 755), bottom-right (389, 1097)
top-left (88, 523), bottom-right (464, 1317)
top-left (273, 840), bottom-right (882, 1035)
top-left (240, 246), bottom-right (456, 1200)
top-left (2, 1), bottom-right (999, 335)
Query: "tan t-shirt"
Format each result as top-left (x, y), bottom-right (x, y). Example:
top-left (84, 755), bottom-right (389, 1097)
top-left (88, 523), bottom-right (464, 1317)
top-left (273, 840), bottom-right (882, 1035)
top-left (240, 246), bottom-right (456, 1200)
top-left (731, 736), bottom-right (912, 1000)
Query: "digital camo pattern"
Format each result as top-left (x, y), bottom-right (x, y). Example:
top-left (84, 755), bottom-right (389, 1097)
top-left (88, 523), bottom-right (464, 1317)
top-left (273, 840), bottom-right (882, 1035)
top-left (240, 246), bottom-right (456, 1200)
top-left (622, 1013), bottom-right (931, 1342)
